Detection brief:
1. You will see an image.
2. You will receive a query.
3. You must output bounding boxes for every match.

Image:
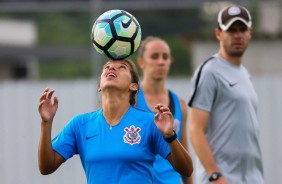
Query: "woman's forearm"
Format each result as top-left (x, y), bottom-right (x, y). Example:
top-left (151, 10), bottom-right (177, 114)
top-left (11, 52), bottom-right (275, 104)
top-left (38, 122), bottom-right (58, 175)
top-left (168, 139), bottom-right (194, 177)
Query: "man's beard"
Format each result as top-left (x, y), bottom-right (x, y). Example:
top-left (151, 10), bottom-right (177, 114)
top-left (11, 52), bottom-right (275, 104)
top-left (225, 42), bottom-right (248, 58)
top-left (228, 50), bottom-right (245, 57)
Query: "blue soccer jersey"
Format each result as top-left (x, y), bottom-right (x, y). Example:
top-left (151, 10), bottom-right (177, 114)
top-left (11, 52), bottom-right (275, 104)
top-left (52, 106), bottom-right (171, 184)
top-left (136, 87), bottom-right (183, 184)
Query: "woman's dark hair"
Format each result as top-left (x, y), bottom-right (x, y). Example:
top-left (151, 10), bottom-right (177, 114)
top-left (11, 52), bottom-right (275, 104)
top-left (125, 59), bottom-right (139, 105)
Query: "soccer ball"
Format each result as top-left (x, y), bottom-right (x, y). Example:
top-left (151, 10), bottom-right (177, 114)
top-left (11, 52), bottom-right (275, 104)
top-left (91, 9), bottom-right (142, 60)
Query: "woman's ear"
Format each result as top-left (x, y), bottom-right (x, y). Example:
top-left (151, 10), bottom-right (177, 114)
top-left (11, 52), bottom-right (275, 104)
top-left (129, 83), bottom-right (138, 92)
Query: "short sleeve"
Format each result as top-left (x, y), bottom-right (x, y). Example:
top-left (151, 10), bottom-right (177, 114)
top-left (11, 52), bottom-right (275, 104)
top-left (52, 117), bottom-right (79, 160)
top-left (150, 122), bottom-right (171, 159)
top-left (189, 67), bottom-right (217, 112)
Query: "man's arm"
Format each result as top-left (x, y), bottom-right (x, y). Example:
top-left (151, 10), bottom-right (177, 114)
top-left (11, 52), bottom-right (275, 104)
top-left (189, 107), bottom-right (218, 175)
top-left (189, 107), bottom-right (228, 183)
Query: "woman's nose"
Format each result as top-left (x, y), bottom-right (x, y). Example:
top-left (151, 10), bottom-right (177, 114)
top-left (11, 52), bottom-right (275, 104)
top-left (157, 58), bottom-right (165, 64)
top-left (108, 65), bottom-right (116, 70)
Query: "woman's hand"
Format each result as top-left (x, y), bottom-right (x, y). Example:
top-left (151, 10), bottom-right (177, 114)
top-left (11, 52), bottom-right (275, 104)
top-left (38, 88), bottom-right (58, 124)
top-left (154, 104), bottom-right (174, 137)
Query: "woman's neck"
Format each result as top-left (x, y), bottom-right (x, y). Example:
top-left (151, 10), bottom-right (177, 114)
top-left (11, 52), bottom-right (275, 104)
top-left (102, 91), bottom-right (130, 126)
top-left (141, 80), bottom-right (166, 95)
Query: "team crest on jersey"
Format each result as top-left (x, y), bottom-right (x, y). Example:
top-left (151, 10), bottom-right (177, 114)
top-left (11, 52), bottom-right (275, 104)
top-left (123, 125), bottom-right (141, 145)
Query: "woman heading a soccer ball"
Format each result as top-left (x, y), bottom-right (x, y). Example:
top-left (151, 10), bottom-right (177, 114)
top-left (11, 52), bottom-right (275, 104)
top-left (38, 59), bottom-right (193, 183)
